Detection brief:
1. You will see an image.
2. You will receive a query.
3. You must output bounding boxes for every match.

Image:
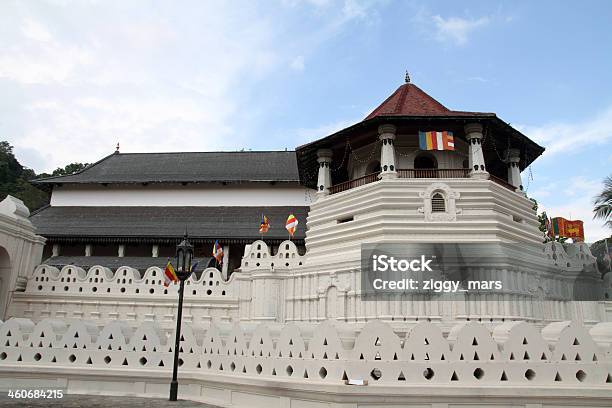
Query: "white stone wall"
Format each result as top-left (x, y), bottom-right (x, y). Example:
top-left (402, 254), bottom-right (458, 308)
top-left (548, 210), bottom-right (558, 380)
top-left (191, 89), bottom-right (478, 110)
top-left (50, 183), bottom-right (315, 207)
top-left (10, 236), bottom-right (608, 328)
top-left (9, 264), bottom-right (239, 328)
top-left (0, 318), bottom-right (611, 407)
top-left (0, 196), bottom-right (46, 320)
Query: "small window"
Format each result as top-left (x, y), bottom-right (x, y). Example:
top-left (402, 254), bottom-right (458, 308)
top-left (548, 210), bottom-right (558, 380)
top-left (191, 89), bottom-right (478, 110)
top-left (431, 193), bottom-right (446, 212)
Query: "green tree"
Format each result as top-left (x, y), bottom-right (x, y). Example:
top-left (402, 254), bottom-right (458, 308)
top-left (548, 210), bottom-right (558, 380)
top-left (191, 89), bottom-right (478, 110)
top-left (0, 141), bottom-right (50, 211)
top-left (38, 162), bottom-right (89, 179)
top-left (530, 198), bottom-right (566, 243)
top-left (593, 175), bottom-right (612, 229)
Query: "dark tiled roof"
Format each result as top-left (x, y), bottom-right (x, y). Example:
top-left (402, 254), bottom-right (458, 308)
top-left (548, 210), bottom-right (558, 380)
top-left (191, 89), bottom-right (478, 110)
top-left (33, 151), bottom-right (300, 184)
top-left (42, 256), bottom-right (215, 273)
top-left (365, 83), bottom-right (495, 120)
top-left (31, 206), bottom-right (308, 241)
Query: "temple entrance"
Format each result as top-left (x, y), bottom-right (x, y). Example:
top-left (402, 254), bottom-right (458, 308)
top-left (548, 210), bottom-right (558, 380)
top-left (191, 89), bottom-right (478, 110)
top-left (0, 246), bottom-right (11, 320)
top-left (414, 153), bottom-right (437, 178)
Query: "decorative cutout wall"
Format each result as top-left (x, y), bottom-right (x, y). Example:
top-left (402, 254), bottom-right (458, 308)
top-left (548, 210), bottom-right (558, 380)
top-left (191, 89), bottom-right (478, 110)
top-left (1, 318), bottom-right (611, 387)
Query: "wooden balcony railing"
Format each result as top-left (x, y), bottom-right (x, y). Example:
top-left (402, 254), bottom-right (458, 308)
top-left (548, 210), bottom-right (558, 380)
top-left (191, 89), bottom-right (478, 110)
top-left (397, 168), bottom-right (470, 179)
top-left (329, 172), bottom-right (379, 194)
top-left (489, 174), bottom-right (516, 191)
top-left (328, 168), bottom-right (477, 195)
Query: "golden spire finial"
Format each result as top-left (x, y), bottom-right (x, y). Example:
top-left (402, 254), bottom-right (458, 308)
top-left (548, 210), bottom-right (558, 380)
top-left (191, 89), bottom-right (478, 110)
top-left (405, 70), bottom-right (411, 83)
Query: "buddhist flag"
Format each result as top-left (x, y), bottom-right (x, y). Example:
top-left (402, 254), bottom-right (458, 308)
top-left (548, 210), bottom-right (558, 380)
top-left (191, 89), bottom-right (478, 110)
top-left (212, 240), bottom-right (224, 264)
top-left (552, 217), bottom-right (585, 241)
top-left (163, 260), bottom-right (178, 287)
top-left (285, 214), bottom-right (298, 237)
top-left (259, 214), bottom-right (270, 234)
top-left (419, 131), bottom-right (455, 151)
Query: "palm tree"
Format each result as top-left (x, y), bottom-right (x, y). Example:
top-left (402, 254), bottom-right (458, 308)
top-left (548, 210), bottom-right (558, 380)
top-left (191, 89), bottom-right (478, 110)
top-left (593, 175), bottom-right (612, 228)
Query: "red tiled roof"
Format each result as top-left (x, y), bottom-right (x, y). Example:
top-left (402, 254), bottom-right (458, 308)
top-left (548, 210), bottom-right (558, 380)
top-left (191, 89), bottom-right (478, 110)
top-left (365, 83), bottom-right (494, 120)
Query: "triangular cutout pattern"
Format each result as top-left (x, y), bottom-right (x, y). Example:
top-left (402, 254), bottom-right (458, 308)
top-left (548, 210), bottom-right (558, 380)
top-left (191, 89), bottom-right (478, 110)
top-left (500, 371), bottom-right (508, 381)
top-left (451, 371), bottom-right (459, 381)
top-left (341, 371), bottom-right (348, 381)
top-left (554, 372), bottom-right (562, 382)
top-left (398, 371), bottom-right (406, 381)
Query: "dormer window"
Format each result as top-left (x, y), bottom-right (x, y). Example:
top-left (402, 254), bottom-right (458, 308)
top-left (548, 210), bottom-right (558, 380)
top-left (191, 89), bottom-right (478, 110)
top-left (431, 193), bottom-right (446, 212)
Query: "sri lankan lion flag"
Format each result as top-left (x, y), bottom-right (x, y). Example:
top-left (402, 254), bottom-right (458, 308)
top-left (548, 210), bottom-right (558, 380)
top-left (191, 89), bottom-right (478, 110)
top-left (285, 214), bottom-right (298, 237)
top-left (163, 260), bottom-right (178, 287)
top-left (552, 217), bottom-right (585, 241)
top-left (259, 214), bottom-right (270, 234)
top-left (419, 131), bottom-right (455, 151)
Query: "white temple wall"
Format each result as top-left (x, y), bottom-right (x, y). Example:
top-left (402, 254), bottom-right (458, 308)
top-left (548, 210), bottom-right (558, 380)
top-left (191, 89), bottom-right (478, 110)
top-left (9, 237), bottom-right (610, 328)
top-left (50, 183), bottom-right (315, 207)
top-left (0, 318), bottom-right (611, 407)
top-left (0, 196), bottom-right (46, 320)
top-left (305, 177), bottom-right (542, 261)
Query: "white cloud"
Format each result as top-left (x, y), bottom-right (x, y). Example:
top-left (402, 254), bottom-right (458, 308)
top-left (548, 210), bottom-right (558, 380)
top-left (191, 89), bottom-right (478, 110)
top-left (517, 106), bottom-right (612, 157)
top-left (431, 15), bottom-right (489, 45)
top-left (1, 1), bottom-right (382, 172)
top-left (290, 55), bottom-right (305, 71)
top-left (292, 118), bottom-right (358, 146)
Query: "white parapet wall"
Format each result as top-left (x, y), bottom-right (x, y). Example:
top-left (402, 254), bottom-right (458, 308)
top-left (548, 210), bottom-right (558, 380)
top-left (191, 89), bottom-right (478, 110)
top-left (7, 238), bottom-right (611, 327)
top-left (0, 318), bottom-right (611, 407)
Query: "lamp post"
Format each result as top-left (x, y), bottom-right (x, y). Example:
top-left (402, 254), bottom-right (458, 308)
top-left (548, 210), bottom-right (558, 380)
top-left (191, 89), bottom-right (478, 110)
top-left (169, 234), bottom-right (194, 401)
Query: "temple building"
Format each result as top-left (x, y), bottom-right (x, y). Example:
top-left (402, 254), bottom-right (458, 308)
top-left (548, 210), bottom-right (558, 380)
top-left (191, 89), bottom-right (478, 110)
top-left (11, 76), bottom-right (605, 327)
top-left (30, 151), bottom-right (312, 278)
top-left (1, 77), bottom-right (611, 408)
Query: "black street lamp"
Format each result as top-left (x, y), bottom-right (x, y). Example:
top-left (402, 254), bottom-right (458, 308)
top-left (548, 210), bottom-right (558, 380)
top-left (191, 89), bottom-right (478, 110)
top-left (169, 234), bottom-right (194, 401)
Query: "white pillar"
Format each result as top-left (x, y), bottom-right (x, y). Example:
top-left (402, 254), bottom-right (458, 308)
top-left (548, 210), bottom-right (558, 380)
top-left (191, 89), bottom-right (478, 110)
top-left (222, 245), bottom-right (230, 280)
top-left (85, 244), bottom-right (92, 257)
top-left (118, 244), bottom-right (125, 257)
top-left (378, 124), bottom-right (397, 179)
top-left (152, 244), bottom-right (159, 257)
top-left (505, 148), bottom-right (523, 193)
top-left (316, 148), bottom-right (333, 198)
top-left (464, 123), bottom-right (488, 179)
top-left (52, 244), bottom-right (60, 257)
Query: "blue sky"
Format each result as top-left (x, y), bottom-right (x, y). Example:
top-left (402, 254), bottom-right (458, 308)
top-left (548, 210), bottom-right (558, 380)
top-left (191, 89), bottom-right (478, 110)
top-left (1, 0), bottom-right (611, 241)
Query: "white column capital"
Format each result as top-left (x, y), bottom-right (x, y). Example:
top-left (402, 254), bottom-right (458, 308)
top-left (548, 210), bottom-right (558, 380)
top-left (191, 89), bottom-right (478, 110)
top-left (464, 123), bottom-right (483, 139)
top-left (505, 148), bottom-right (521, 163)
top-left (316, 148), bottom-right (333, 163)
top-left (378, 124), bottom-right (397, 138)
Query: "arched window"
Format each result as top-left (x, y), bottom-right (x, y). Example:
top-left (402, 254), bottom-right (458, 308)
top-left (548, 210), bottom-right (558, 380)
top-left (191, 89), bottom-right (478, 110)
top-left (365, 160), bottom-right (381, 175)
top-left (431, 193), bottom-right (446, 212)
